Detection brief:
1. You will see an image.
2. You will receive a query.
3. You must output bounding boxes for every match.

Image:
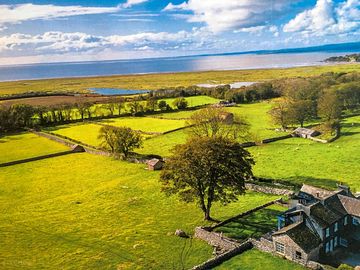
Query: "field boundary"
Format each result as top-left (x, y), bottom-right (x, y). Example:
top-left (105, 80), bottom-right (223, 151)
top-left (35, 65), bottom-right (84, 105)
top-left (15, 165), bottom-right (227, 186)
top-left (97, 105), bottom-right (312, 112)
top-left (0, 150), bottom-right (77, 167)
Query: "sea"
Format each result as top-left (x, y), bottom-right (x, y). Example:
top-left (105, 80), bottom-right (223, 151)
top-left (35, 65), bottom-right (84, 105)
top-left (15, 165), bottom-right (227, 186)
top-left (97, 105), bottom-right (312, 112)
top-left (0, 51), bottom-right (358, 82)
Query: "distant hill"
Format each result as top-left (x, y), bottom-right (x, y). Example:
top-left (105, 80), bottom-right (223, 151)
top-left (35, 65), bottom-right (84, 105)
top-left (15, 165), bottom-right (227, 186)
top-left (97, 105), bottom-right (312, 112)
top-left (197, 41), bottom-right (360, 57)
top-left (325, 53), bottom-right (360, 62)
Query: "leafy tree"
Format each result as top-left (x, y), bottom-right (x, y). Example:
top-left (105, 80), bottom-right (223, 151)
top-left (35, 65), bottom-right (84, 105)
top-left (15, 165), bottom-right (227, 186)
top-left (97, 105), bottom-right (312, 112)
top-left (318, 91), bottom-right (342, 122)
top-left (128, 100), bottom-right (144, 116)
top-left (158, 100), bottom-right (170, 111)
top-left (269, 101), bottom-right (290, 130)
top-left (172, 97), bottom-right (188, 109)
top-left (146, 97), bottom-right (158, 112)
top-left (98, 126), bottom-right (142, 157)
top-left (75, 101), bottom-right (93, 120)
top-left (186, 107), bottom-right (249, 140)
top-left (114, 97), bottom-right (125, 115)
top-left (160, 136), bottom-right (254, 220)
top-left (287, 100), bottom-right (315, 127)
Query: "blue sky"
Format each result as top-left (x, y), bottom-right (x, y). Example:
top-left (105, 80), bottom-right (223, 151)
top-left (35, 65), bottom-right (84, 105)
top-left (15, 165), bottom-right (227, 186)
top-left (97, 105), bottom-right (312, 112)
top-left (0, 0), bottom-right (358, 64)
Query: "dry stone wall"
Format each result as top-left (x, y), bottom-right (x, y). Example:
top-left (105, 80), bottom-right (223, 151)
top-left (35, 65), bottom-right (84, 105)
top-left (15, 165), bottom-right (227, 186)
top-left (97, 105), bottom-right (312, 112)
top-left (245, 183), bottom-right (294, 196)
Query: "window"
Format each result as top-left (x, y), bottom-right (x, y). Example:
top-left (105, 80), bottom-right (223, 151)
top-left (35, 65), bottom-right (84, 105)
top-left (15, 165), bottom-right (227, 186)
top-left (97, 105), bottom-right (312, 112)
top-left (275, 242), bottom-right (285, 254)
top-left (353, 217), bottom-right (360, 226)
top-left (334, 222), bottom-right (338, 232)
top-left (295, 251), bottom-right (302, 260)
top-left (325, 228), bottom-right (330, 237)
top-left (334, 236), bottom-right (338, 247)
top-left (325, 242), bottom-right (330, 253)
top-left (344, 216), bottom-right (348, 226)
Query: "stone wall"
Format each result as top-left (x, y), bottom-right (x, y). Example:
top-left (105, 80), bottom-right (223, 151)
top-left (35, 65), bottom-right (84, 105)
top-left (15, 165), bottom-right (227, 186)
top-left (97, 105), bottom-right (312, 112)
top-left (191, 240), bottom-right (253, 270)
top-left (261, 134), bottom-right (293, 144)
top-left (0, 150), bottom-right (74, 167)
top-left (251, 237), bottom-right (274, 253)
top-left (245, 183), bottom-right (294, 196)
top-left (194, 227), bottom-right (240, 252)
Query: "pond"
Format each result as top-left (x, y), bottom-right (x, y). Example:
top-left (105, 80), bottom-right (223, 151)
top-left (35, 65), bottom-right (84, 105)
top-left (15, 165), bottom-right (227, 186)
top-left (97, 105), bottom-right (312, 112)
top-left (89, 88), bottom-right (149, 96)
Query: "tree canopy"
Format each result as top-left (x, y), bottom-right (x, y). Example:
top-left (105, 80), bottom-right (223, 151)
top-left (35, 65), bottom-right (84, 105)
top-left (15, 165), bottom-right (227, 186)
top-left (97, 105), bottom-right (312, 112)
top-left (160, 136), bottom-right (254, 220)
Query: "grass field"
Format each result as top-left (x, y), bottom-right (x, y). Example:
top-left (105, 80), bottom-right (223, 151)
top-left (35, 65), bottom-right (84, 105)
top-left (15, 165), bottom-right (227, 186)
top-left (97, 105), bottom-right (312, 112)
top-left (214, 204), bottom-right (286, 242)
top-left (0, 153), bottom-right (281, 269)
top-left (1, 64), bottom-right (359, 96)
top-left (46, 123), bottom-right (103, 147)
top-left (250, 115), bottom-right (360, 191)
top-left (0, 133), bottom-right (69, 164)
top-left (215, 249), bottom-right (307, 270)
top-left (100, 118), bottom-right (187, 133)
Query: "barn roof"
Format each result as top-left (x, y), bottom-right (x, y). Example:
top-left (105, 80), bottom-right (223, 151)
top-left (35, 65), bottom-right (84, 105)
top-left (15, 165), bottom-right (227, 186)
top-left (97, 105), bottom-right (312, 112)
top-left (294, 127), bottom-right (318, 136)
top-left (310, 203), bottom-right (344, 228)
top-left (147, 158), bottom-right (162, 166)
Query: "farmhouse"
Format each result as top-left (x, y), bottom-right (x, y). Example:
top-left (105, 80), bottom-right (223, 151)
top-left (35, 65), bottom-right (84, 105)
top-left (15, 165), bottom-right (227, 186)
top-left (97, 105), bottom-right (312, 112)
top-left (146, 158), bottom-right (164, 171)
top-left (293, 127), bottom-right (320, 138)
top-left (271, 184), bottom-right (360, 265)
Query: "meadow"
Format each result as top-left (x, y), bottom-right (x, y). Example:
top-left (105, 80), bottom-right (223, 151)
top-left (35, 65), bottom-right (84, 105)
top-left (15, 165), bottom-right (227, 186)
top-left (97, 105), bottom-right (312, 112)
top-left (0, 153), bottom-right (281, 270)
top-left (99, 118), bottom-right (186, 133)
top-left (1, 64), bottom-right (359, 96)
top-left (0, 132), bottom-right (69, 164)
top-left (249, 115), bottom-right (360, 191)
top-left (215, 249), bottom-right (307, 270)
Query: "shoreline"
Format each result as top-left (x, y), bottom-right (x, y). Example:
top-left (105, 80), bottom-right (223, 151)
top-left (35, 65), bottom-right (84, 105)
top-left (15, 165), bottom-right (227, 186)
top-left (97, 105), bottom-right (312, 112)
top-left (0, 62), bottom-right (356, 84)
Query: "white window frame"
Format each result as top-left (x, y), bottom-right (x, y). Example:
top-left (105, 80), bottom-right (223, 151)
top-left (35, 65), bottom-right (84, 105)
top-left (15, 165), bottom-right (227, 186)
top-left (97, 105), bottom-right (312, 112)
top-left (334, 222), bottom-right (338, 232)
top-left (325, 228), bottom-right (330, 237)
top-left (275, 242), bottom-right (285, 254)
top-left (344, 216), bottom-right (348, 226)
top-left (334, 236), bottom-right (338, 247)
top-left (325, 242), bottom-right (330, 253)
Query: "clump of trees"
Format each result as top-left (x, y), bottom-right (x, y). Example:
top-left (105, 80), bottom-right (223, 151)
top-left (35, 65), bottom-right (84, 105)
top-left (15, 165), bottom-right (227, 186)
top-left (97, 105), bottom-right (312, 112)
top-left (172, 97), bottom-right (188, 109)
top-left (98, 125), bottom-right (142, 157)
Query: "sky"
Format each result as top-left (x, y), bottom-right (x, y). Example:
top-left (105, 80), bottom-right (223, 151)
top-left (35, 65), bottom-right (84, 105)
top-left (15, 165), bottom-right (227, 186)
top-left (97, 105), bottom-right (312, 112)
top-left (0, 0), bottom-right (359, 65)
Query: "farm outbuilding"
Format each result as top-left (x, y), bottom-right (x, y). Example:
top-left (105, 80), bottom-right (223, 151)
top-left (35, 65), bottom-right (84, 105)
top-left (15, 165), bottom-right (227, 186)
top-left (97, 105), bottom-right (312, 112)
top-left (219, 112), bottom-right (234, 125)
top-left (293, 128), bottom-right (320, 138)
top-left (146, 158), bottom-right (164, 171)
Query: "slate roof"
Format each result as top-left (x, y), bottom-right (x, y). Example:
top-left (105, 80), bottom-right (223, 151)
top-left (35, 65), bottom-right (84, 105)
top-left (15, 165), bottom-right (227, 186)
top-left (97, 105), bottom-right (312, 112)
top-left (147, 158), bottom-right (162, 166)
top-left (293, 128), bottom-right (319, 136)
top-left (300, 184), bottom-right (336, 200)
top-left (338, 195), bottom-right (360, 218)
top-left (273, 222), bottom-right (321, 253)
top-left (309, 202), bottom-right (343, 228)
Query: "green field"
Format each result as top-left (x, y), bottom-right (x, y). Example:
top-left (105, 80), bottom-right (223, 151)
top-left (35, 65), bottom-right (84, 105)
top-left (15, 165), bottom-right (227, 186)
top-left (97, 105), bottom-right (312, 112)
top-left (100, 117), bottom-right (187, 133)
top-left (214, 204), bottom-right (286, 241)
top-left (215, 249), bottom-right (307, 270)
top-left (250, 115), bottom-right (360, 191)
top-left (0, 133), bottom-right (69, 164)
top-left (1, 64), bottom-right (359, 96)
top-left (46, 123), bottom-right (103, 147)
top-left (0, 153), bottom-right (281, 269)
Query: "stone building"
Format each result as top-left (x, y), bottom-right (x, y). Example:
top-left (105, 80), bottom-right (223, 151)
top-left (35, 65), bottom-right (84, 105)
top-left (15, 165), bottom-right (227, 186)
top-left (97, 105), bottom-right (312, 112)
top-left (293, 127), bottom-right (320, 138)
top-left (271, 184), bottom-right (360, 265)
top-left (146, 158), bottom-right (164, 171)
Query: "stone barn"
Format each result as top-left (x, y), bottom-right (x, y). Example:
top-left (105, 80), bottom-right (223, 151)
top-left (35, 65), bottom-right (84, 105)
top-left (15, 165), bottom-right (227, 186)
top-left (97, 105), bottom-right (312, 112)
top-left (146, 158), bottom-right (164, 171)
top-left (293, 128), bottom-right (320, 138)
top-left (219, 112), bottom-right (234, 125)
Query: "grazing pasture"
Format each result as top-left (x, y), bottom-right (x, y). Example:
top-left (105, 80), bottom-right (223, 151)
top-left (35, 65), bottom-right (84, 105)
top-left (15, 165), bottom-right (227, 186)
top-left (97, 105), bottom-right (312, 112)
top-left (1, 64), bottom-right (359, 96)
top-left (0, 132), bottom-right (69, 164)
top-left (0, 153), bottom-right (280, 269)
top-left (215, 249), bottom-right (307, 270)
top-left (100, 117), bottom-right (187, 133)
top-left (250, 115), bottom-right (360, 191)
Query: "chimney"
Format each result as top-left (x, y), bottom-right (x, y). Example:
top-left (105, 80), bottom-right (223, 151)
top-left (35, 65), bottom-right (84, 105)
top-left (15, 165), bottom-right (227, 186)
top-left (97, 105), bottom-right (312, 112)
top-left (337, 184), bottom-right (351, 195)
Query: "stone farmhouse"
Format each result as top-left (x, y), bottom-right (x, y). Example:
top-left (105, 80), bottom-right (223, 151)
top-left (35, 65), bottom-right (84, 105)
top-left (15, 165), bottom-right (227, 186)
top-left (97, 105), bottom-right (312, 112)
top-left (269, 184), bottom-right (360, 265)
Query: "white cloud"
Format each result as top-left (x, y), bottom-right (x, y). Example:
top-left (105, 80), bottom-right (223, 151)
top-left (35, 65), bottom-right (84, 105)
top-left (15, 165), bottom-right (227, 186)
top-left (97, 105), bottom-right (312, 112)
top-left (0, 3), bottom-right (120, 27)
top-left (162, 0), bottom-right (294, 33)
top-left (283, 0), bottom-right (360, 36)
top-left (0, 28), bottom-right (213, 55)
top-left (121, 0), bottom-right (149, 8)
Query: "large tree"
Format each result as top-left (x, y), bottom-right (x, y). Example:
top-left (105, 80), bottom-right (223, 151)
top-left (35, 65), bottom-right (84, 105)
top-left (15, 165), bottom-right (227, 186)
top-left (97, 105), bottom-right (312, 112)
top-left (318, 91), bottom-right (342, 122)
top-left (98, 126), bottom-right (143, 157)
top-left (160, 136), bottom-right (254, 221)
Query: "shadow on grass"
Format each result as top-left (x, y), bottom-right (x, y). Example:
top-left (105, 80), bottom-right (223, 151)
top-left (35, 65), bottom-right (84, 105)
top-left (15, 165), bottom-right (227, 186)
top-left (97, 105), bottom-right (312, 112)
top-left (214, 208), bottom-right (282, 241)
